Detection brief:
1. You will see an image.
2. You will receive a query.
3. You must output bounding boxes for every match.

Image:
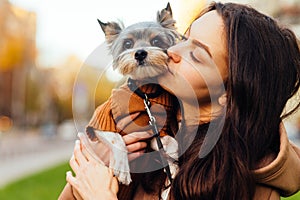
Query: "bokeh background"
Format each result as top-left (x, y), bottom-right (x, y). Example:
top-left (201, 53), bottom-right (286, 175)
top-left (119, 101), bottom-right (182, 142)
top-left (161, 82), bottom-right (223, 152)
top-left (0, 0), bottom-right (299, 199)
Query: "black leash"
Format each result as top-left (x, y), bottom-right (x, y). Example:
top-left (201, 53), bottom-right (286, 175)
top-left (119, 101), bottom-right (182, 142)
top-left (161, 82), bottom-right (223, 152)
top-left (127, 78), bottom-right (173, 184)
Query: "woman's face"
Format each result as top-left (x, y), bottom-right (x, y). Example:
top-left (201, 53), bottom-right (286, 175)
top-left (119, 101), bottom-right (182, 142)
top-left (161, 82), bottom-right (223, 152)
top-left (158, 10), bottom-right (228, 105)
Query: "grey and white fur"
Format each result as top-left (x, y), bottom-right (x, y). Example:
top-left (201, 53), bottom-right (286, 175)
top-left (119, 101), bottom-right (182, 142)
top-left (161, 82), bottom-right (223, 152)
top-left (98, 3), bottom-right (180, 80)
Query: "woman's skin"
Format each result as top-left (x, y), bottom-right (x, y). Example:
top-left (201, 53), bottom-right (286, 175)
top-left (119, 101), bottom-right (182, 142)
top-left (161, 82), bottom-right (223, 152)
top-left (67, 10), bottom-right (229, 199)
top-left (158, 10), bottom-right (228, 125)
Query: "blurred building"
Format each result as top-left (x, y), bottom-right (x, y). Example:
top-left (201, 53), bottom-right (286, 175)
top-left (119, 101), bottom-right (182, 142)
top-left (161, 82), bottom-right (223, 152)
top-left (276, 0), bottom-right (300, 38)
top-left (0, 0), bottom-right (36, 127)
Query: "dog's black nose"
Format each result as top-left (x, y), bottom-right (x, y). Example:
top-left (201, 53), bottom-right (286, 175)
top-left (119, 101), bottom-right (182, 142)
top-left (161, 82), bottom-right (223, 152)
top-left (135, 49), bottom-right (148, 63)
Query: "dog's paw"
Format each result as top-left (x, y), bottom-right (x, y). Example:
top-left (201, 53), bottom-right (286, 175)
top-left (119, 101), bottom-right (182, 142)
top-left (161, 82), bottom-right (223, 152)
top-left (85, 126), bottom-right (98, 141)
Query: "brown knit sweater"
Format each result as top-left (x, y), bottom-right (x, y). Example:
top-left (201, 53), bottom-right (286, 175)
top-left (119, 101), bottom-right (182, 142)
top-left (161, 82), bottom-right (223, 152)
top-left (87, 83), bottom-right (178, 138)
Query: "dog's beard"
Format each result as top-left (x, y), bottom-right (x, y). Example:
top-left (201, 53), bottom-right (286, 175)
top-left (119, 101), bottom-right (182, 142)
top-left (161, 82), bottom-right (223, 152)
top-left (113, 47), bottom-right (169, 80)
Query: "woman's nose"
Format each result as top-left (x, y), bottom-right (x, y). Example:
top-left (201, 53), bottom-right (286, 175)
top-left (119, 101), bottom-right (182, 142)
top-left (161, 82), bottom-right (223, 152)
top-left (167, 47), bottom-right (181, 63)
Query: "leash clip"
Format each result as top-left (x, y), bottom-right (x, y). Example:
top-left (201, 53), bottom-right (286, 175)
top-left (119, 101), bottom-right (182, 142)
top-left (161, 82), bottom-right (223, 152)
top-left (143, 96), bottom-right (159, 137)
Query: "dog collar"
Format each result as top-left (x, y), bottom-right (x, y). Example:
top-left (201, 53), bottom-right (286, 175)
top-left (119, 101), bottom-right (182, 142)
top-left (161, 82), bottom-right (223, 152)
top-left (127, 78), bottom-right (163, 100)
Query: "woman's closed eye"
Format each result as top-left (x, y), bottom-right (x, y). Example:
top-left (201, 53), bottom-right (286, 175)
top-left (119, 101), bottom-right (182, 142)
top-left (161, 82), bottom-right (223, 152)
top-left (190, 48), bottom-right (204, 63)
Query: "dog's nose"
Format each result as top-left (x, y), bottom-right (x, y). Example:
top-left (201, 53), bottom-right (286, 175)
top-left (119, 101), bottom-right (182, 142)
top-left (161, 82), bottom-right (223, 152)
top-left (135, 50), bottom-right (148, 62)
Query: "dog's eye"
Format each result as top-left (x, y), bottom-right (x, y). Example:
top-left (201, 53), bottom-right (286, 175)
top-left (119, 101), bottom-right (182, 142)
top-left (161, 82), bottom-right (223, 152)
top-left (123, 39), bottom-right (133, 49)
top-left (150, 37), bottom-right (163, 48)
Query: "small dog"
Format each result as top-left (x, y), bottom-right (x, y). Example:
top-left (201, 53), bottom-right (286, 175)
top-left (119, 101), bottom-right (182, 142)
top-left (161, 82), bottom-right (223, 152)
top-left (100, 3), bottom-right (179, 80)
top-left (89, 3), bottom-right (180, 140)
top-left (86, 3), bottom-right (180, 185)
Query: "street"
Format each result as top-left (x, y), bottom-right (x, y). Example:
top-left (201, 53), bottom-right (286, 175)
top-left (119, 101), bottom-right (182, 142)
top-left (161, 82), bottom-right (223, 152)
top-left (0, 127), bottom-right (299, 189)
top-left (0, 130), bottom-right (75, 188)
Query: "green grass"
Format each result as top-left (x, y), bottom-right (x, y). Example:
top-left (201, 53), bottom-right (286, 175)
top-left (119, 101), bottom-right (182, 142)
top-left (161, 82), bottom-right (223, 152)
top-left (281, 191), bottom-right (300, 200)
top-left (0, 162), bottom-right (70, 200)
top-left (0, 161), bottom-right (299, 200)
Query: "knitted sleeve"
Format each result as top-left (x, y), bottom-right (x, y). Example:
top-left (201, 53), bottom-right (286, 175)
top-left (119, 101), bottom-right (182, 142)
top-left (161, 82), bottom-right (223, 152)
top-left (87, 98), bottom-right (118, 133)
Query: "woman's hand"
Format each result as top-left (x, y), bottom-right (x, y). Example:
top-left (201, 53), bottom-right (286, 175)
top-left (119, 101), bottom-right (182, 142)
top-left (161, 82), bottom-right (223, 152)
top-left (117, 113), bottom-right (153, 161)
top-left (123, 131), bottom-right (153, 161)
top-left (66, 139), bottom-right (119, 200)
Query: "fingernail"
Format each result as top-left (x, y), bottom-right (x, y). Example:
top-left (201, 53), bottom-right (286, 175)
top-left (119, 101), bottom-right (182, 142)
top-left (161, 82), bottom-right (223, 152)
top-left (75, 140), bottom-right (80, 145)
top-left (66, 171), bottom-right (72, 177)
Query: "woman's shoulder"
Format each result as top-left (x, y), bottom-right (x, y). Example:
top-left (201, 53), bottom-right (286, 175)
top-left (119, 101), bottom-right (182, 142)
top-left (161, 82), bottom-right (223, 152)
top-left (253, 123), bottom-right (300, 197)
top-left (253, 185), bottom-right (280, 200)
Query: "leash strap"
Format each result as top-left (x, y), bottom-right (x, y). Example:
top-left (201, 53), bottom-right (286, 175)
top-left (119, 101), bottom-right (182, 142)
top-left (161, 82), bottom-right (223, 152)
top-left (143, 95), bottom-right (173, 184)
top-left (127, 78), bottom-right (173, 184)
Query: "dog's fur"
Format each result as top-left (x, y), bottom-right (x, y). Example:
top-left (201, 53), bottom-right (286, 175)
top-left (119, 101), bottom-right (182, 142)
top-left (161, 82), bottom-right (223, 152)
top-left (99, 3), bottom-right (179, 80)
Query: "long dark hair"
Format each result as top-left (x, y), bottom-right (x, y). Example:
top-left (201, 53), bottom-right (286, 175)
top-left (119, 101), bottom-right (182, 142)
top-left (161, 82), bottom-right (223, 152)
top-left (171, 2), bottom-right (300, 200)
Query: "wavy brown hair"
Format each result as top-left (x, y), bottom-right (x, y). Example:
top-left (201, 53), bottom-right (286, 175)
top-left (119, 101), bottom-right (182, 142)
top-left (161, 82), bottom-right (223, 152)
top-left (171, 2), bottom-right (300, 200)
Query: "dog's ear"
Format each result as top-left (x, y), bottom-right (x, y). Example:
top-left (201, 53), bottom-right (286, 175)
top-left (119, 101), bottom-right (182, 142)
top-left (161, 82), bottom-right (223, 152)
top-left (97, 19), bottom-right (123, 44)
top-left (157, 2), bottom-right (176, 30)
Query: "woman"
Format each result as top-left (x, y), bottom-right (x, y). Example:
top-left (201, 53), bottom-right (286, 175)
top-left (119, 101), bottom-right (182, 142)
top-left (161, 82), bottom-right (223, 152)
top-left (61, 2), bottom-right (300, 199)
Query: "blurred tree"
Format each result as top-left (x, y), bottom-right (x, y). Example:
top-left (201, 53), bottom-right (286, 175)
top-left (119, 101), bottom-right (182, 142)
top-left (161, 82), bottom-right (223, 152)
top-left (0, 0), bottom-right (37, 127)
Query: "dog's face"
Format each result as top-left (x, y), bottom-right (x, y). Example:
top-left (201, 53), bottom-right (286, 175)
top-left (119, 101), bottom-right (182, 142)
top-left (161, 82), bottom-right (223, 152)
top-left (98, 3), bottom-right (180, 80)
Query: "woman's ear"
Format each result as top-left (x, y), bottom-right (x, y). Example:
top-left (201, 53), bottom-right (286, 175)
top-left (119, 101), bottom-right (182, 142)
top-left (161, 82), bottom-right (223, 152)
top-left (218, 93), bottom-right (227, 107)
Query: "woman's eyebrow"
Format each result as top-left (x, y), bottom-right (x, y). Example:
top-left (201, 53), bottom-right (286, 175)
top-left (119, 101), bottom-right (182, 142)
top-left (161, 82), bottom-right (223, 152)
top-left (192, 39), bottom-right (212, 58)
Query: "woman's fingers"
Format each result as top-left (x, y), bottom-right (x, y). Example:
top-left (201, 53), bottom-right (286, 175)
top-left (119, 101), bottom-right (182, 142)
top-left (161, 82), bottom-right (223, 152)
top-left (66, 165), bottom-right (118, 200)
top-left (128, 150), bottom-right (145, 161)
top-left (66, 171), bottom-right (85, 200)
top-left (122, 131), bottom-right (152, 161)
top-left (117, 112), bottom-right (140, 130)
top-left (69, 155), bottom-right (79, 173)
top-left (73, 140), bottom-right (88, 166)
top-left (66, 171), bottom-right (76, 185)
top-left (110, 176), bottom-right (119, 195)
top-left (77, 132), bottom-right (105, 165)
top-left (123, 131), bottom-right (153, 145)
top-left (69, 140), bottom-right (86, 173)
top-left (126, 141), bottom-right (147, 152)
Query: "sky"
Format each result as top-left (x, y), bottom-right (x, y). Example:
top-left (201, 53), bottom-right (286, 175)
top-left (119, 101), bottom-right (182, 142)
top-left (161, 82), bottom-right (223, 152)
top-left (8, 0), bottom-right (171, 67)
top-left (9, 0), bottom-right (291, 68)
